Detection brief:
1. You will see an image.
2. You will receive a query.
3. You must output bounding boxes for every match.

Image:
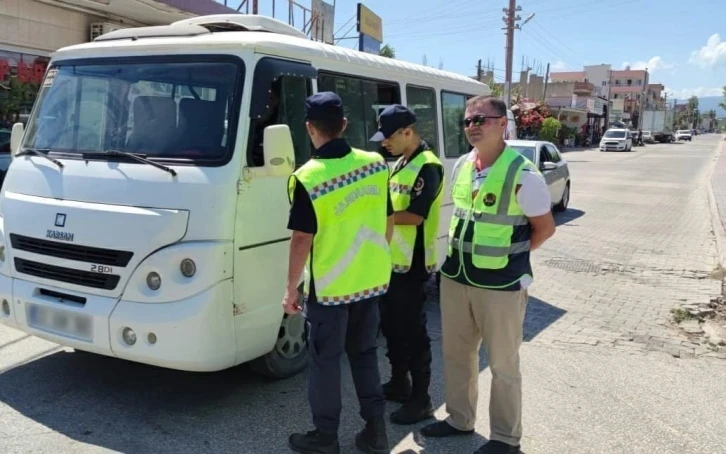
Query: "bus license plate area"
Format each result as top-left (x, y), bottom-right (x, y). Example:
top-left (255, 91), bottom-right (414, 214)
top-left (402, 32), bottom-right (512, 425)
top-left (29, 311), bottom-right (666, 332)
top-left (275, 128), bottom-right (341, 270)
top-left (26, 303), bottom-right (93, 342)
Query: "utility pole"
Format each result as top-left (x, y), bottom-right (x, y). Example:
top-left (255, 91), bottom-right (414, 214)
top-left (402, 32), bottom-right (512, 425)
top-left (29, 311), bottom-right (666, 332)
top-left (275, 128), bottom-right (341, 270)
top-left (502, 0), bottom-right (518, 108)
top-left (502, 3), bottom-right (533, 108)
top-left (477, 59), bottom-right (482, 82)
top-left (637, 67), bottom-right (648, 129)
top-left (541, 62), bottom-right (550, 103)
top-left (252, 0), bottom-right (258, 14)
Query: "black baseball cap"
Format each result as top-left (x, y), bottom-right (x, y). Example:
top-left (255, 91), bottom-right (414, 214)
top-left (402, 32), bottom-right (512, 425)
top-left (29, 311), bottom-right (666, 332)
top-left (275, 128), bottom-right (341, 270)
top-left (305, 92), bottom-right (344, 121)
top-left (369, 104), bottom-right (417, 142)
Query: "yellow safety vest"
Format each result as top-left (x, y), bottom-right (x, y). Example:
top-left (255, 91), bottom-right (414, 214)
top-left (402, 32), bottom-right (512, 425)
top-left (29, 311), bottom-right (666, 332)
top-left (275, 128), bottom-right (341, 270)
top-left (441, 147), bottom-right (537, 288)
top-left (288, 147), bottom-right (392, 304)
top-left (389, 150), bottom-right (443, 274)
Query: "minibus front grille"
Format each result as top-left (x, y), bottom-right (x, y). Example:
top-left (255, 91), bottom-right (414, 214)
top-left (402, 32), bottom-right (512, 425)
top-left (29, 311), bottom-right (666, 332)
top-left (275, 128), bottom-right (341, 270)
top-left (14, 258), bottom-right (120, 290)
top-left (9, 234), bottom-right (133, 266)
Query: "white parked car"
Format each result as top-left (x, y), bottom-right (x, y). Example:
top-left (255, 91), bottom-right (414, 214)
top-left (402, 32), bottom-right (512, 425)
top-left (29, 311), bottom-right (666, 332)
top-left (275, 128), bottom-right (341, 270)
top-left (506, 140), bottom-right (571, 212)
top-left (675, 130), bottom-right (693, 141)
top-left (642, 130), bottom-right (654, 143)
top-left (599, 128), bottom-right (633, 152)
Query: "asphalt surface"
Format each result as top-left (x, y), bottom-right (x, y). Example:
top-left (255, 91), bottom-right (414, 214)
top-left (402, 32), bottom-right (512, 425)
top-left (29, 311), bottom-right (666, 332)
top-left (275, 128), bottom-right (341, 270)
top-left (1, 135), bottom-right (726, 453)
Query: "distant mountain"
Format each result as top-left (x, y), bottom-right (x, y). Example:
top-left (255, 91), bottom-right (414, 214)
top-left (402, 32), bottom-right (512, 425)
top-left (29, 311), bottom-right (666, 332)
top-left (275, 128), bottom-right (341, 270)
top-left (672, 96), bottom-right (726, 116)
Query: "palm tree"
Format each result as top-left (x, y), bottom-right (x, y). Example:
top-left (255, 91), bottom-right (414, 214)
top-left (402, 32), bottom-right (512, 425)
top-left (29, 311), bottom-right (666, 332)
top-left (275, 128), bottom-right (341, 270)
top-left (720, 86), bottom-right (726, 112)
top-left (379, 44), bottom-right (395, 58)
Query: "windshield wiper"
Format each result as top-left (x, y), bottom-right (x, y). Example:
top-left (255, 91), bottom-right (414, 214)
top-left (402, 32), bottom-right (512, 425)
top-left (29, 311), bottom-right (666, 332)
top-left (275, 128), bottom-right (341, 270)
top-left (15, 148), bottom-right (64, 169)
top-left (83, 150), bottom-right (177, 176)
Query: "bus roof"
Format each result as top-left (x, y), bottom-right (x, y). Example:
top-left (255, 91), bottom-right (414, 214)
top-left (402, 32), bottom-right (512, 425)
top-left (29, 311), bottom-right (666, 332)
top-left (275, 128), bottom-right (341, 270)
top-left (50, 14), bottom-right (490, 94)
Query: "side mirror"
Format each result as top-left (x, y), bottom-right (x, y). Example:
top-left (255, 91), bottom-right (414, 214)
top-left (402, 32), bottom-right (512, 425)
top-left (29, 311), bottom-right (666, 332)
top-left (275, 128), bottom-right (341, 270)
top-left (541, 161), bottom-right (557, 171)
top-left (261, 124), bottom-right (295, 177)
top-left (10, 122), bottom-right (24, 159)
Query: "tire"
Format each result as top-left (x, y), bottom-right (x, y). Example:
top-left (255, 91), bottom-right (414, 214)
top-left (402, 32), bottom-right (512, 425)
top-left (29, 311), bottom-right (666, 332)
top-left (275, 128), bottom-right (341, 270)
top-left (250, 290), bottom-right (309, 380)
top-left (554, 182), bottom-right (570, 212)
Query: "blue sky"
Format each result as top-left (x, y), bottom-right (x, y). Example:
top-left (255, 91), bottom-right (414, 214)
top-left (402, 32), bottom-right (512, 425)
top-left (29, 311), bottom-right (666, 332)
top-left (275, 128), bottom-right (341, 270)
top-left (219, 0), bottom-right (726, 100)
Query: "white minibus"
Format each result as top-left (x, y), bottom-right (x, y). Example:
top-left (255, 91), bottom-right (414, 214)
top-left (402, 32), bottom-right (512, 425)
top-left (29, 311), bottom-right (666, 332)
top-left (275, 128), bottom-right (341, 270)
top-left (0, 14), bottom-right (491, 378)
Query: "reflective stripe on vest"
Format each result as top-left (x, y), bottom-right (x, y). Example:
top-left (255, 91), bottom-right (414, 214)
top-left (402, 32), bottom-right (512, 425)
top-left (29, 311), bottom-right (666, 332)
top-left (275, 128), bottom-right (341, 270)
top-left (388, 149), bottom-right (443, 274)
top-left (442, 147), bottom-right (535, 287)
top-left (288, 148), bottom-right (392, 305)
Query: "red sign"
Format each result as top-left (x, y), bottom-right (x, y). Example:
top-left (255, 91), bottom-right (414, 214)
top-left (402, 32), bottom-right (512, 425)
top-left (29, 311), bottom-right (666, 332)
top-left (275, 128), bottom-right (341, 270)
top-left (0, 59), bottom-right (48, 85)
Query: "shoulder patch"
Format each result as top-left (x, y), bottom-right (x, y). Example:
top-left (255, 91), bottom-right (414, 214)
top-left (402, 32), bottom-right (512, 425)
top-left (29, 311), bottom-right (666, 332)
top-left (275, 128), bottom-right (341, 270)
top-left (414, 176), bottom-right (425, 192)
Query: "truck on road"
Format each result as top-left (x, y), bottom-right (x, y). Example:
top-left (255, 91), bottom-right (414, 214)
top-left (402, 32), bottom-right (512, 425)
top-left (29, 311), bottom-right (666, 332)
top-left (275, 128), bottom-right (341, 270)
top-left (641, 109), bottom-right (675, 143)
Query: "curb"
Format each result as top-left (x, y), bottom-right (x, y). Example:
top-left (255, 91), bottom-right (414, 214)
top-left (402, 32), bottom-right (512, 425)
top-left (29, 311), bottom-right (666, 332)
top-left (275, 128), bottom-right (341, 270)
top-left (706, 135), bottom-right (726, 272)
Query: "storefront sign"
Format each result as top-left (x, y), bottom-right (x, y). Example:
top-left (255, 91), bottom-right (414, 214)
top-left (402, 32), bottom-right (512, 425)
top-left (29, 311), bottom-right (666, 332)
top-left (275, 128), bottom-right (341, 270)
top-left (357, 3), bottom-right (383, 42)
top-left (359, 34), bottom-right (381, 55)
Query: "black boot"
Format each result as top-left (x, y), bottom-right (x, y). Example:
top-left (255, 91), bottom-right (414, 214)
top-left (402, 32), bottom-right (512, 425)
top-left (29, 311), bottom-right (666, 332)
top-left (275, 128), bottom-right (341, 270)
top-left (390, 396), bottom-right (434, 425)
top-left (288, 430), bottom-right (340, 454)
top-left (392, 356), bottom-right (433, 424)
top-left (354, 418), bottom-right (389, 454)
top-left (382, 373), bottom-right (411, 403)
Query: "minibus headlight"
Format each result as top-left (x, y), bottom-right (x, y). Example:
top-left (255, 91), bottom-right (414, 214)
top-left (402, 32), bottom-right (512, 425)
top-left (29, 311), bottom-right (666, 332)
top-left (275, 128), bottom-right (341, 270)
top-left (180, 258), bottom-right (196, 278)
top-left (146, 272), bottom-right (161, 291)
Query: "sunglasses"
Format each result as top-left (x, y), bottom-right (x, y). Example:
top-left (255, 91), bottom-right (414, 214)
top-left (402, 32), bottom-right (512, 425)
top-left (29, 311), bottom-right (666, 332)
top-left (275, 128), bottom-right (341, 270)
top-left (463, 115), bottom-right (503, 128)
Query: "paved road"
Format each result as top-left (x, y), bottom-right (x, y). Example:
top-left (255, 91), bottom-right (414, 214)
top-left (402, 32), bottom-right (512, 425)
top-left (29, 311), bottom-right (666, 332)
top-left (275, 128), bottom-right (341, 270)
top-left (527, 134), bottom-right (724, 358)
top-left (1, 135), bottom-right (725, 454)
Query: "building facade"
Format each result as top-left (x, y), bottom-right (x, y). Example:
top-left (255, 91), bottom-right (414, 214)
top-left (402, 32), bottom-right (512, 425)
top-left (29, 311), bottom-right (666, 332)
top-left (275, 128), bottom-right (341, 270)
top-left (0, 0), bottom-right (235, 125)
top-left (550, 64), bottom-right (669, 129)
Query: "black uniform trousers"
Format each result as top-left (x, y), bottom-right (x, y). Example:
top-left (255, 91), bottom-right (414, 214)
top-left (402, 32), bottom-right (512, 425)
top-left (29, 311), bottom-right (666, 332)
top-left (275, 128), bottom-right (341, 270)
top-left (304, 297), bottom-right (386, 435)
top-left (379, 271), bottom-right (432, 397)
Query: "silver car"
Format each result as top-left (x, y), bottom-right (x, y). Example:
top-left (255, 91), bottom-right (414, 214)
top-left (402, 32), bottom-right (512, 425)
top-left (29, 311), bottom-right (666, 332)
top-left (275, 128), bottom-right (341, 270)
top-left (505, 139), bottom-right (571, 212)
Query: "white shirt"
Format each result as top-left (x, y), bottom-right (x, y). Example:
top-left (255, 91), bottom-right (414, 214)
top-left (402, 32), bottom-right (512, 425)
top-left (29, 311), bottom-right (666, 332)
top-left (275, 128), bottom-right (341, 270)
top-left (472, 165), bottom-right (551, 217)
top-left (454, 150), bottom-right (551, 217)
top-left (455, 150), bottom-right (551, 288)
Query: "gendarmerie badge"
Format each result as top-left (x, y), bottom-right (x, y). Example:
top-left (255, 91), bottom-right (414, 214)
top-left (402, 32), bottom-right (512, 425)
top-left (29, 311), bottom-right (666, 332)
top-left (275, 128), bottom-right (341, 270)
top-left (483, 192), bottom-right (497, 207)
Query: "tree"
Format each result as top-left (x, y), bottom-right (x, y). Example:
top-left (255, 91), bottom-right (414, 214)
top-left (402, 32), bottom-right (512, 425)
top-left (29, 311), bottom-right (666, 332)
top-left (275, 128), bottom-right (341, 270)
top-left (688, 95), bottom-right (699, 111)
top-left (379, 44), bottom-right (395, 58)
top-left (682, 95), bottom-right (699, 128)
top-left (486, 78), bottom-right (502, 98)
top-left (539, 117), bottom-right (561, 142)
top-left (720, 86), bottom-right (726, 112)
top-left (512, 101), bottom-right (551, 137)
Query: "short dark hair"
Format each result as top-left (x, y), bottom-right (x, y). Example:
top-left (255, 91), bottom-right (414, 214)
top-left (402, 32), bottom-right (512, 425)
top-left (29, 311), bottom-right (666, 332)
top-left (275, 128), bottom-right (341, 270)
top-left (466, 95), bottom-right (507, 117)
top-left (309, 118), bottom-right (345, 138)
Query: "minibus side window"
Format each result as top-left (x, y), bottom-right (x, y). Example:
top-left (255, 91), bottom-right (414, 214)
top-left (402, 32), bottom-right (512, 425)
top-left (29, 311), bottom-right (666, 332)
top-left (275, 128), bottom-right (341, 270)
top-left (441, 91), bottom-right (469, 157)
top-left (405, 85), bottom-right (439, 156)
top-left (247, 75), bottom-right (312, 167)
top-left (317, 72), bottom-right (401, 160)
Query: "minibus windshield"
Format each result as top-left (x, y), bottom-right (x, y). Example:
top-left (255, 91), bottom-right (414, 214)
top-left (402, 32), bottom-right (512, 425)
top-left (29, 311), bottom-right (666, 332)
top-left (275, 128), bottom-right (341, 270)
top-left (21, 56), bottom-right (243, 164)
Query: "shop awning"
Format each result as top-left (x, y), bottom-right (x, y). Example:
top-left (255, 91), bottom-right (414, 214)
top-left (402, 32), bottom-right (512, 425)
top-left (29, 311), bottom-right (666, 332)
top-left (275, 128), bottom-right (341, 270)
top-left (50, 0), bottom-right (238, 26)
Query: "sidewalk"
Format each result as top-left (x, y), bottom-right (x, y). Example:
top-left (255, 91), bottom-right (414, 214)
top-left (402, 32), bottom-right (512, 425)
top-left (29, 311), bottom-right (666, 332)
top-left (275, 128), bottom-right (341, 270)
top-left (709, 135), bottom-right (726, 270)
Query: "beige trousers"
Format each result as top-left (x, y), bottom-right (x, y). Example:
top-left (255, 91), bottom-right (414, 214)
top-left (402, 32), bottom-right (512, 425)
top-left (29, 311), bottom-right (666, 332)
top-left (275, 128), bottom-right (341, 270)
top-left (440, 275), bottom-right (528, 446)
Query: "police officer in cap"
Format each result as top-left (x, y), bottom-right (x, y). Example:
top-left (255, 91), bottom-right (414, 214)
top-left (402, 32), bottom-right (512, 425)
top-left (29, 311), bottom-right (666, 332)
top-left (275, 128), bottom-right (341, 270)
top-left (370, 104), bottom-right (444, 425)
top-left (283, 91), bottom-right (394, 454)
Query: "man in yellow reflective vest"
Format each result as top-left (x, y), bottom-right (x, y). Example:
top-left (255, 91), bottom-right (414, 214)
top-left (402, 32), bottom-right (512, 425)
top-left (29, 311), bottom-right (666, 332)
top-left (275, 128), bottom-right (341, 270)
top-left (283, 92), bottom-right (394, 454)
top-left (369, 105), bottom-right (444, 425)
top-left (420, 96), bottom-right (556, 454)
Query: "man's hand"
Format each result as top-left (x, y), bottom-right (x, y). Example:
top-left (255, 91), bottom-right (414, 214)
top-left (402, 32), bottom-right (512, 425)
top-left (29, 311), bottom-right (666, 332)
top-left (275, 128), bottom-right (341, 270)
top-left (282, 287), bottom-right (302, 315)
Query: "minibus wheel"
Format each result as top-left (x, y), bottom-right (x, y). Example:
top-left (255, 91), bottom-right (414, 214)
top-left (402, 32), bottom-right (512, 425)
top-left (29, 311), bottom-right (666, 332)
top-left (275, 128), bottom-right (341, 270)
top-left (250, 290), bottom-right (309, 379)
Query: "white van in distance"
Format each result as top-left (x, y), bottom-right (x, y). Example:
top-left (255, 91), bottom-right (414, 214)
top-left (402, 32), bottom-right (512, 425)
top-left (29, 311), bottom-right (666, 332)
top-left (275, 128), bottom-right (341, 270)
top-left (599, 128), bottom-right (633, 152)
top-left (0, 14), bottom-right (492, 377)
